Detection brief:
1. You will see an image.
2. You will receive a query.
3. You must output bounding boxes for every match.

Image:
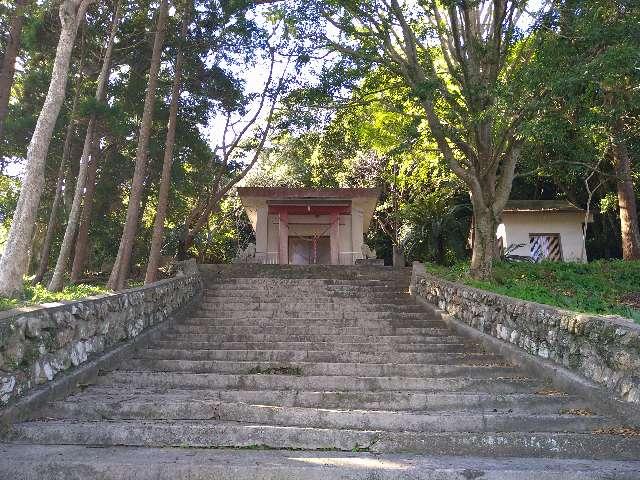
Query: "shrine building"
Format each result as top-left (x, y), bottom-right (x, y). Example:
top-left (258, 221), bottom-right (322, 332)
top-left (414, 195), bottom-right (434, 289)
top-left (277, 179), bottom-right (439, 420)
top-left (237, 187), bottom-right (380, 265)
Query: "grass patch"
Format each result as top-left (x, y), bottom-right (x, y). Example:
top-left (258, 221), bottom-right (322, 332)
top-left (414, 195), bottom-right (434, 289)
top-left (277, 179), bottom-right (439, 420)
top-left (0, 281), bottom-right (110, 312)
top-left (424, 260), bottom-right (640, 324)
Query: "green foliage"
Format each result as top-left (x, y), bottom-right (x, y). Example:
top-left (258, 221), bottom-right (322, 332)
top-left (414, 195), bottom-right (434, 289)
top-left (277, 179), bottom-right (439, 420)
top-left (426, 260), bottom-right (640, 323)
top-left (0, 174), bottom-right (19, 248)
top-left (0, 282), bottom-right (109, 312)
top-left (0, 0), bottom-right (638, 293)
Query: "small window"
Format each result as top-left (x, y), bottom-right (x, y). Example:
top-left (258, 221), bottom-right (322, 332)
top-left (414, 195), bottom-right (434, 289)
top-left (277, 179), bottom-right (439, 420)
top-left (529, 234), bottom-right (563, 262)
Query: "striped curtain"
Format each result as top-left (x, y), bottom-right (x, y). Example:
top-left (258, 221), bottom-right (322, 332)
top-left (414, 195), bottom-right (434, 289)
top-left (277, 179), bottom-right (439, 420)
top-left (530, 235), bottom-right (562, 262)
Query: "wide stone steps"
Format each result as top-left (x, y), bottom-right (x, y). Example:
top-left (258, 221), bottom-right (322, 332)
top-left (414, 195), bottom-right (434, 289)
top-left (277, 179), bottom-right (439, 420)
top-left (205, 277), bottom-right (409, 284)
top-left (202, 292), bottom-right (414, 301)
top-left (4, 265), bottom-right (640, 478)
top-left (135, 348), bottom-right (496, 363)
top-left (179, 312), bottom-right (442, 329)
top-left (122, 359), bottom-right (517, 377)
top-left (8, 421), bottom-right (640, 460)
top-left (147, 340), bottom-right (487, 353)
top-left (157, 332), bottom-right (455, 344)
top-left (4, 445), bottom-right (639, 480)
top-left (40, 388), bottom-right (591, 413)
top-left (191, 311), bottom-right (431, 320)
top-left (207, 279), bottom-right (409, 295)
top-left (95, 371), bottom-right (541, 394)
top-left (5, 446), bottom-right (640, 480)
top-left (181, 316), bottom-right (441, 327)
top-left (37, 399), bottom-right (612, 433)
top-left (197, 302), bottom-right (426, 312)
top-left (168, 323), bottom-right (448, 335)
top-left (205, 286), bottom-right (411, 295)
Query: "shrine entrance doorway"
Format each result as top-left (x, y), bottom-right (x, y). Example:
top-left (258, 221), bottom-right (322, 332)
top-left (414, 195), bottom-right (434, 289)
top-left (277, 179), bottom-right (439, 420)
top-left (288, 236), bottom-right (331, 265)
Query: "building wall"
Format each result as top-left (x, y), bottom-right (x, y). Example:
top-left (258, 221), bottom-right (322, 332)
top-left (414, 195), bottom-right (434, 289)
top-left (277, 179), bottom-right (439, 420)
top-left (497, 212), bottom-right (587, 262)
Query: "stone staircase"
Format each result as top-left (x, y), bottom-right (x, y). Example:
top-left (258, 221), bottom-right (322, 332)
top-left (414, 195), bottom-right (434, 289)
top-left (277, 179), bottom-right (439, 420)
top-left (2, 265), bottom-right (640, 479)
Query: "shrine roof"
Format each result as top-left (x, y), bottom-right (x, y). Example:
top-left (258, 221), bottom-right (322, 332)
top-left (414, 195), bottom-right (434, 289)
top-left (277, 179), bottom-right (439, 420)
top-left (237, 187), bottom-right (380, 199)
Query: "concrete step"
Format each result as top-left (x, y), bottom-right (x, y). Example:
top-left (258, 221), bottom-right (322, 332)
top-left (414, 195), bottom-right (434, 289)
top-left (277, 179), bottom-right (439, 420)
top-left (204, 283), bottom-right (410, 292)
top-left (191, 311), bottom-right (430, 320)
top-left (147, 340), bottom-right (489, 353)
top-left (3, 445), bottom-right (640, 480)
top-left (196, 302), bottom-right (426, 312)
top-left (46, 388), bottom-right (590, 413)
top-left (202, 292), bottom-right (414, 301)
top-left (205, 277), bottom-right (409, 285)
top-left (157, 332), bottom-right (455, 345)
top-left (135, 348), bottom-right (496, 364)
top-left (191, 310), bottom-right (430, 320)
top-left (8, 421), bottom-right (640, 460)
top-left (169, 324), bottom-right (449, 336)
top-left (96, 371), bottom-right (541, 393)
top-left (40, 399), bottom-right (612, 433)
top-left (205, 284), bottom-right (411, 291)
top-left (199, 264), bottom-right (411, 273)
top-left (179, 317), bottom-right (441, 328)
top-left (123, 359), bottom-right (517, 377)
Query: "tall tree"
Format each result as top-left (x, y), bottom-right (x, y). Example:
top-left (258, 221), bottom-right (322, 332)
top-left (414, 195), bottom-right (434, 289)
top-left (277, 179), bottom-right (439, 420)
top-left (107, 0), bottom-right (169, 291)
top-left (297, 0), bottom-right (548, 278)
top-left (0, 0), bottom-right (30, 142)
top-left (49, 1), bottom-right (122, 292)
top-left (69, 132), bottom-right (105, 282)
top-left (145, 2), bottom-right (191, 284)
top-left (33, 40), bottom-right (87, 285)
top-left (0, 0), bottom-right (94, 297)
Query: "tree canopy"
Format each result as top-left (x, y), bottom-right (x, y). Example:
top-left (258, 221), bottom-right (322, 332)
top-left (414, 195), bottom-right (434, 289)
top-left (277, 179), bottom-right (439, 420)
top-left (0, 0), bottom-right (637, 295)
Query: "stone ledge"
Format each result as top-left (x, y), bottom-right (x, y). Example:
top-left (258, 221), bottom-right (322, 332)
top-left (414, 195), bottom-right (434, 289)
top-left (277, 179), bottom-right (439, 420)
top-left (0, 272), bottom-right (202, 409)
top-left (410, 262), bottom-right (640, 407)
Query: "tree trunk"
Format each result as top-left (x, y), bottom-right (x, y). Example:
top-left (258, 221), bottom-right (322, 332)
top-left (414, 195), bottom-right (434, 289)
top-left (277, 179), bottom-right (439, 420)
top-left (613, 122), bottom-right (640, 260)
top-left (108, 0), bottom-right (168, 291)
top-left (70, 137), bottom-right (101, 282)
top-left (33, 92), bottom-right (80, 284)
top-left (469, 201), bottom-right (501, 280)
top-left (49, 1), bottom-right (120, 292)
top-left (0, 0), bottom-right (92, 297)
top-left (145, 3), bottom-right (190, 285)
top-left (33, 43), bottom-right (87, 285)
top-left (0, 0), bottom-right (30, 142)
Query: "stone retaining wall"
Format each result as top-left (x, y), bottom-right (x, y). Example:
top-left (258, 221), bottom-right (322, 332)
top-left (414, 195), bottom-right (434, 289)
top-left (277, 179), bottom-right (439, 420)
top-left (410, 263), bottom-right (640, 405)
top-left (0, 273), bottom-right (202, 407)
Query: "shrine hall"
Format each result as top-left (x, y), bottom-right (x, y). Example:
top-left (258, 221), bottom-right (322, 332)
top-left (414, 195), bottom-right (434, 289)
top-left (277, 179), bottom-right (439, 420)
top-left (237, 187), bottom-right (380, 265)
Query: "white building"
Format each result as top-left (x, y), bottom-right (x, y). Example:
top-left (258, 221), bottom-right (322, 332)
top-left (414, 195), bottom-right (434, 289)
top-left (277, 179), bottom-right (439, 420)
top-left (237, 187), bottom-right (380, 265)
top-left (496, 200), bottom-right (593, 262)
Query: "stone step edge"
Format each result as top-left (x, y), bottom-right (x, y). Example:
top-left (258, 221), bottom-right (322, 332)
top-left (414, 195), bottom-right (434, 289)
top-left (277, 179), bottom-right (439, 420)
top-left (8, 422), bottom-right (640, 460)
top-left (2, 445), bottom-right (639, 480)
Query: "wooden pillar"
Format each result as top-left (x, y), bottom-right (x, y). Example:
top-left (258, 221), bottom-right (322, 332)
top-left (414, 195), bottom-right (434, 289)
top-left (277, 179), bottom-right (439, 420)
top-left (330, 211), bottom-right (340, 265)
top-left (351, 208), bottom-right (364, 264)
top-left (255, 206), bottom-right (268, 263)
top-left (278, 211), bottom-right (288, 265)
